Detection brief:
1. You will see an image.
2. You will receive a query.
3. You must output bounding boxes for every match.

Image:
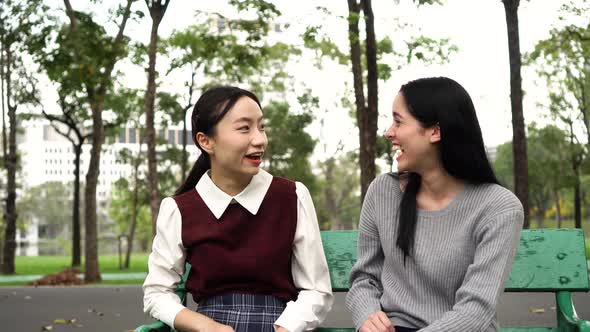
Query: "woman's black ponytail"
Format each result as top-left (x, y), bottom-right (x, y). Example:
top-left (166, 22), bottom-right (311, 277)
top-left (174, 153), bottom-right (210, 196)
top-left (396, 172), bottom-right (421, 264)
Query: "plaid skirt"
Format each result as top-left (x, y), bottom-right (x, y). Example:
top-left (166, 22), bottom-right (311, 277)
top-left (196, 293), bottom-right (287, 332)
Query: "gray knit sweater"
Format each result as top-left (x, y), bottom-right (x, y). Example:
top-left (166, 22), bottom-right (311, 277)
top-left (345, 173), bottom-right (523, 331)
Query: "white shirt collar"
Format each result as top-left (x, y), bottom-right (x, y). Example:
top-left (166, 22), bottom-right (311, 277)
top-left (195, 169), bottom-right (273, 219)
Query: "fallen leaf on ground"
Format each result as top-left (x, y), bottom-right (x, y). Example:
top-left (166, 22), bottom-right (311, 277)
top-left (30, 268), bottom-right (84, 286)
top-left (41, 325), bottom-right (53, 331)
top-left (53, 318), bottom-right (78, 324)
top-left (529, 307), bottom-right (545, 313)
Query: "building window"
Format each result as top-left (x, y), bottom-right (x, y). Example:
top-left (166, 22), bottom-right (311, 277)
top-left (217, 18), bottom-right (226, 32)
top-left (168, 130), bottom-right (175, 145)
top-left (119, 128), bottom-right (126, 143)
top-left (129, 128), bottom-right (136, 144)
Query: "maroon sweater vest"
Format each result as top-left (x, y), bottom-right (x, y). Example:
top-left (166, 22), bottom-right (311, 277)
top-left (173, 176), bottom-right (299, 302)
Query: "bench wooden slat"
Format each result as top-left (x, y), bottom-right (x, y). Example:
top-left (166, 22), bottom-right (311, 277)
top-left (321, 229), bottom-right (590, 293)
top-left (506, 229), bottom-right (589, 291)
top-left (321, 230), bottom-right (358, 291)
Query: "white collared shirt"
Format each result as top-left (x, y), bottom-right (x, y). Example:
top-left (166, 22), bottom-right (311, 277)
top-left (143, 169), bottom-right (333, 332)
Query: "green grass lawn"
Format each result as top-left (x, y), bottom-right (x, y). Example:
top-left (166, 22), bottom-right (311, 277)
top-left (14, 253), bottom-right (149, 275)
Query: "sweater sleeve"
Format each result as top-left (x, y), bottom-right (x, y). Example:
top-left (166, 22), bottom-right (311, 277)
top-left (345, 180), bottom-right (385, 329)
top-left (419, 209), bottom-right (523, 332)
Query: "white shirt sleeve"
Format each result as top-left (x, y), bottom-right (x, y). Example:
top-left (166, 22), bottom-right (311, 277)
top-left (274, 182), bottom-right (334, 332)
top-left (142, 197), bottom-right (187, 329)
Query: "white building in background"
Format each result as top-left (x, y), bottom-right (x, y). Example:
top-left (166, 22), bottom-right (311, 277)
top-left (15, 120), bottom-right (199, 255)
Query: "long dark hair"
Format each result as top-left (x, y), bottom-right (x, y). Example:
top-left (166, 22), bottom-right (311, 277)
top-left (396, 77), bottom-right (499, 262)
top-left (174, 86), bottom-right (261, 195)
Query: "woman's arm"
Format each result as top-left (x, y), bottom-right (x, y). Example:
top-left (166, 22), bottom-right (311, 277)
top-left (143, 198), bottom-right (233, 331)
top-left (345, 180), bottom-right (387, 330)
top-left (273, 182), bottom-right (334, 332)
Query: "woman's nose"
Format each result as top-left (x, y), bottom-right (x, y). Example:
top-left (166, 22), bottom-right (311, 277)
top-left (252, 128), bottom-right (267, 146)
top-left (384, 125), bottom-right (395, 140)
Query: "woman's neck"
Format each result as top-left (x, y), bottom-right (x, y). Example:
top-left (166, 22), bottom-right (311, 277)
top-left (209, 168), bottom-right (253, 196)
top-left (416, 167), bottom-right (465, 210)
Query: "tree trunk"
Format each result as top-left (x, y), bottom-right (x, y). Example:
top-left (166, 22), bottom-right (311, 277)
top-left (324, 158), bottom-right (342, 230)
top-left (502, 0), bottom-right (529, 229)
top-left (1, 39), bottom-right (7, 161)
top-left (125, 141), bottom-right (142, 269)
top-left (72, 142), bottom-right (82, 267)
top-left (145, 1), bottom-right (169, 236)
top-left (536, 209), bottom-right (544, 229)
top-left (2, 48), bottom-right (17, 274)
top-left (0, 39), bottom-right (5, 269)
top-left (182, 109), bottom-right (188, 180)
top-left (84, 102), bottom-right (103, 282)
top-left (502, 0), bottom-right (530, 227)
top-left (182, 70), bottom-right (195, 181)
top-left (347, 0), bottom-right (377, 202)
top-left (361, 0), bottom-right (378, 202)
top-left (573, 173), bottom-right (582, 229)
top-left (553, 189), bottom-right (562, 228)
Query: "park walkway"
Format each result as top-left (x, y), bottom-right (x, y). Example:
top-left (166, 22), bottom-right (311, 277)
top-left (1, 287), bottom-right (590, 332)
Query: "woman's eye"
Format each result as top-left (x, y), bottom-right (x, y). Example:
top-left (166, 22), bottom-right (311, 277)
top-left (259, 124), bottom-right (266, 131)
top-left (238, 126), bottom-right (249, 131)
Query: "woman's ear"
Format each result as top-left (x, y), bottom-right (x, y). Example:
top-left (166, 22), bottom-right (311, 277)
top-left (196, 132), bottom-right (214, 155)
top-left (430, 123), bottom-right (441, 143)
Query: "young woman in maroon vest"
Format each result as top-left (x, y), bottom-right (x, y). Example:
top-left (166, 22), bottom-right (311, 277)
top-left (142, 86), bottom-right (333, 332)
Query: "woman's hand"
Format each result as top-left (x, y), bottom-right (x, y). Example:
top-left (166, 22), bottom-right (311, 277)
top-left (275, 326), bottom-right (289, 332)
top-left (359, 311), bottom-right (395, 332)
top-left (201, 319), bottom-right (235, 332)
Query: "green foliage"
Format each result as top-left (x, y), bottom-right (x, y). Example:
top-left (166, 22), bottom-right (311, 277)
top-left (526, 2), bottom-right (590, 153)
top-left (375, 135), bottom-right (394, 172)
top-left (0, 0), bottom-right (47, 107)
top-left (493, 124), bottom-right (575, 218)
top-left (228, 0), bottom-right (281, 42)
top-left (405, 36), bottom-right (458, 66)
top-left (166, 9), bottom-right (299, 97)
top-left (314, 152), bottom-right (361, 230)
top-left (264, 101), bottom-right (317, 193)
top-left (37, 13), bottom-right (126, 94)
top-left (108, 178), bottom-right (151, 245)
top-left (17, 182), bottom-right (74, 235)
top-left (303, 26), bottom-right (348, 65)
top-left (301, 3), bottom-right (457, 76)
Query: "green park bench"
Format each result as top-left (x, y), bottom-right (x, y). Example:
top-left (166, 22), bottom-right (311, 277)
top-left (135, 228), bottom-right (590, 332)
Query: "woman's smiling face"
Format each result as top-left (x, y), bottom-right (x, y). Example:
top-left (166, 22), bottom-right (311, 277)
top-left (384, 93), bottom-right (439, 173)
top-left (203, 96), bottom-right (267, 179)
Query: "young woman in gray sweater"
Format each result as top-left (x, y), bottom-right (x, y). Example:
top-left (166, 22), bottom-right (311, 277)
top-left (346, 77), bottom-right (524, 332)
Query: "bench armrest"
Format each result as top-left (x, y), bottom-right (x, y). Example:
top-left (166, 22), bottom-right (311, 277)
top-left (555, 291), bottom-right (590, 331)
top-left (134, 321), bottom-right (171, 332)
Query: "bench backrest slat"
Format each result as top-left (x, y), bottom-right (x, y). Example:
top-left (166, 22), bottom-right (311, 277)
top-left (506, 228), bottom-right (588, 291)
top-left (320, 229), bottom-right (589, 292)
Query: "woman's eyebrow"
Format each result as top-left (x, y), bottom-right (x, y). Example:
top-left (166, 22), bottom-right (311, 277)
top-left (233, 115), bottom-right (264, 124)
